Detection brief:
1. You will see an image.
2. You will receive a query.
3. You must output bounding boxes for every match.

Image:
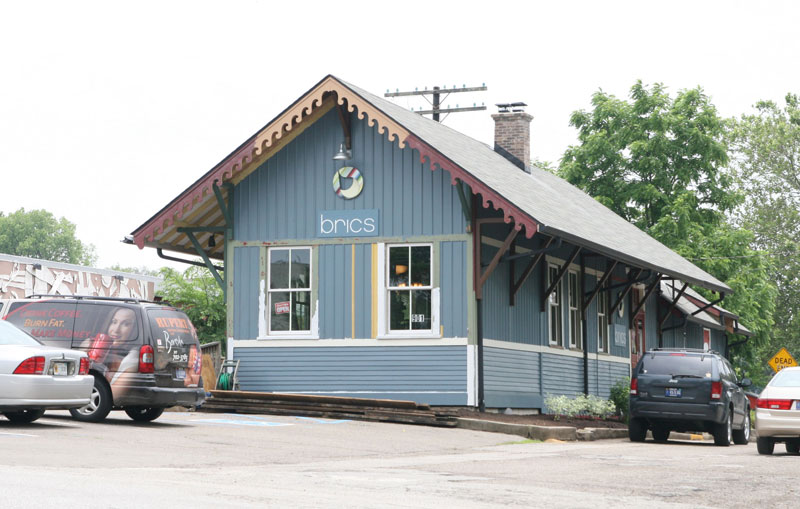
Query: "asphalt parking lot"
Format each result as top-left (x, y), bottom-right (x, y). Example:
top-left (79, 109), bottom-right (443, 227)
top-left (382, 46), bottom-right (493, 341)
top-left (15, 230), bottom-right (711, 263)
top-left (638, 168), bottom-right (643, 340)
top-left (0, 410), bottom-right (796, 508)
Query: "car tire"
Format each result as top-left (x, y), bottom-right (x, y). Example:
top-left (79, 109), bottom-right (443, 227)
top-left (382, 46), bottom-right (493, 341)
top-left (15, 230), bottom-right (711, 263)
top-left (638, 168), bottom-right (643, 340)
top-left (69, 375), bottom-right (112, 423)
top-left (757, 436), bottom-right (774, 455)
top-left (124, 407), bottom-right (165, 422)
top-left (732, 409), bottom-right (751, 445)
top-left (652, 426), bottom-right (670, 443)
top-left (713, 411), bottom-right (733, 446)
top-left (628, 417), bottom-right (647, 442)
top-left (786, 441), bottom-right (800, 455)
top-left (3, 409), bottom-right (45, 423)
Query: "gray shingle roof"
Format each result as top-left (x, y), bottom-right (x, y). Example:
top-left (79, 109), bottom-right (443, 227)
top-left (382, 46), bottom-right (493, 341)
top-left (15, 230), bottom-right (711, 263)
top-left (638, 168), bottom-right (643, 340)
top-left (339, 78), bottom-right (731, 294)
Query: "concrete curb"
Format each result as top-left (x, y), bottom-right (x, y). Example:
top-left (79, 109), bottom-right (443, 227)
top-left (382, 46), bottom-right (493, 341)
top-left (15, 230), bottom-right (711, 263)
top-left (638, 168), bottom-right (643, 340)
top-left (457, 418), bottom-right (600, 441)
top-left (577, 427), bottom-right (629, 441)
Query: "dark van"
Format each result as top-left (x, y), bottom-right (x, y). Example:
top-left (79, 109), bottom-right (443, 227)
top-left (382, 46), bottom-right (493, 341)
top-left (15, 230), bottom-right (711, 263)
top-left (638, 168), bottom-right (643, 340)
top-left (0, 296), bottom-right (205, 422)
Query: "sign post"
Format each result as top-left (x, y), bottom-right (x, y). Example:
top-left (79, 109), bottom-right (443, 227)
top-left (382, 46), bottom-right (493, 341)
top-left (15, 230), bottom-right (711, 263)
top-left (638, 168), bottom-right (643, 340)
top-left (768, 347), bottom-right (798, 373)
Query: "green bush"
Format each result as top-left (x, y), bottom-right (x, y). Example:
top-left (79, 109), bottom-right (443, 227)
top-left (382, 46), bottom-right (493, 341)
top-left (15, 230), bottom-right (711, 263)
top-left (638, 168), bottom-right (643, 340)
top-left (544, 393), bottom-right (616, 420)
top-left (609, 377), bottom-right (630, 422)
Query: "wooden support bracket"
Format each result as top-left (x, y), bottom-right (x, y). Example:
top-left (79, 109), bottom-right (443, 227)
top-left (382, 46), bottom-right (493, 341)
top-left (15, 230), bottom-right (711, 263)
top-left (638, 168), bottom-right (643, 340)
top-left (609, 268), bottom-right (642, 317)
top-left (510, 236), bottom-right (551, 305)
top-left (582, 260), bottom-right (618, 313)
top-left (628, 275), bottom-right (662, 326)
top-left (659, 282), bottom-right (689, 328)
top-left (541, 246), bottom-right (581, 312)
top-left (476, 226), bottom-right (518, 300)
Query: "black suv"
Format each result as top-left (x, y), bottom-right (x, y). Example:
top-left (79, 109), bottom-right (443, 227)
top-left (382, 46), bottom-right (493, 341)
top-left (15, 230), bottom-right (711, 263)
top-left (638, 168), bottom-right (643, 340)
top-left (1, 296), bottom-right (205, 422)
top-left (629, 348), bottom-right (751, 446)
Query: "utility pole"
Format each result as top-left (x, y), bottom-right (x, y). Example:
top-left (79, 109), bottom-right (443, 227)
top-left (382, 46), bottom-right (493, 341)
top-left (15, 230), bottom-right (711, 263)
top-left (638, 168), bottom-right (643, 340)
top-left (385, 84), bottom-right (487, 122)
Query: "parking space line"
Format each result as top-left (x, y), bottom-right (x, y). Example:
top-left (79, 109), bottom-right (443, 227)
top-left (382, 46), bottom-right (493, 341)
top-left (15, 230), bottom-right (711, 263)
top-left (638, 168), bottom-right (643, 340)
top-left (0, 431), bottom-right (38, 437)
top-left (295, 416), bottom-right (351, 424)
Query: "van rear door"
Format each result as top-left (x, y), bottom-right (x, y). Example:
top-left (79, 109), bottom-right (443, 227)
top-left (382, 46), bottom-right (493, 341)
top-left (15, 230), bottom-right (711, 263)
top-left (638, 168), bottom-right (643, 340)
top-left (146, 308), bottom-right (202, 388)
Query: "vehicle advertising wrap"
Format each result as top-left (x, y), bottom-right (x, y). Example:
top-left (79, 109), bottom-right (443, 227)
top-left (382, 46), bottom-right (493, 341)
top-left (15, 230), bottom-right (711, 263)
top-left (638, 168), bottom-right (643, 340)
top-left (147, 308), bottom-right (201, 388)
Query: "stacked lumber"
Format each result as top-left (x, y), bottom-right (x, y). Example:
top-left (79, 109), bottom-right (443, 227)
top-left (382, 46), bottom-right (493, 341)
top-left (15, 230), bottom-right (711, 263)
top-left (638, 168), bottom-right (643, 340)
top-left (200, 390), bottom-right (457, 427)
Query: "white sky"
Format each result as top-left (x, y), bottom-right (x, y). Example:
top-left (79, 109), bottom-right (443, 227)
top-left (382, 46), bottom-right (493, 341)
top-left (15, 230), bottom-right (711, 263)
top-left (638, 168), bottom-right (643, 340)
top-left (1, 0), bottom-right (798, 272)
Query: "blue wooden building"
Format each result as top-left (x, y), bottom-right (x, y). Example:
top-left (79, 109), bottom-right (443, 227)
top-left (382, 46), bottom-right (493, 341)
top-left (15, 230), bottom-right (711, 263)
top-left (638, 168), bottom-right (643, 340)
top-left (130, 75), bottom-right (750, 410)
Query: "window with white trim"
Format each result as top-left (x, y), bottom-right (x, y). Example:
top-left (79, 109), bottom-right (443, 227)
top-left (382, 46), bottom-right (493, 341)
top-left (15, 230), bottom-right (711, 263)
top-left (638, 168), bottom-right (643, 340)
top-left (267, 247), bottom-right (311, 334)
top-left (387, 244), bottom-right (432, 332)
top-left (597, 276), bottom-right (609, 353)
top-left (568, 270), bottom-right (581, 349)
top-left (548, 264), bottom-right (562, 346)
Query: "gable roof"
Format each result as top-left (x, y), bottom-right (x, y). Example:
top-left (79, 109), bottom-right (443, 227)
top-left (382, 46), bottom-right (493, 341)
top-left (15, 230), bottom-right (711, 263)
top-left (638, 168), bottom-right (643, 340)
top-left (130, 74), bottom-right (731, 294)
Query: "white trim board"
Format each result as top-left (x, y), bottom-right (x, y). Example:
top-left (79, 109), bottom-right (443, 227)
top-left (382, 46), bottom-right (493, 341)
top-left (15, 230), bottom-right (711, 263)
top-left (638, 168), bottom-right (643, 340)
top-left (233, 338), bottom-right (468, 348)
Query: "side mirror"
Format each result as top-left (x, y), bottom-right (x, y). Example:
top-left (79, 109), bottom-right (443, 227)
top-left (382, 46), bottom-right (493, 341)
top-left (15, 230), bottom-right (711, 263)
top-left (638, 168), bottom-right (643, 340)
top-left (739, 378), bottom-right (752, 388)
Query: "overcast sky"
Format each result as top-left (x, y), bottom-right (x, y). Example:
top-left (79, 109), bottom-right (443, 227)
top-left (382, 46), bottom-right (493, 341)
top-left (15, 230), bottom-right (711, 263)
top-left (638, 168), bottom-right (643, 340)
top-left (1, 0), bottom-right (798, 272)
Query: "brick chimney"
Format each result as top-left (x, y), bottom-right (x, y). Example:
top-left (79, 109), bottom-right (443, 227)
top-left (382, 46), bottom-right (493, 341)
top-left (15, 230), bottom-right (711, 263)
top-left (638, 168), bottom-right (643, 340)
top-left (492, 103), bottom-right (532, 173)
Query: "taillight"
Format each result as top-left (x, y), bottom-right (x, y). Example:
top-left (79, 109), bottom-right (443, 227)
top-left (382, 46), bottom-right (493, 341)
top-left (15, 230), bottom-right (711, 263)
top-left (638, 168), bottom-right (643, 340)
top-left (13, 356), bottom-right (45, 375)
top-left (711, 381), bottom-right (722, 400)
top-left (756, 398), bottom-right (793, 410)
top-left (79, 357), bottom-right (90, 375)
top-left (139, 345), bottom-right (154, 374)
top-left (630, 377), bottom-right (638, 396)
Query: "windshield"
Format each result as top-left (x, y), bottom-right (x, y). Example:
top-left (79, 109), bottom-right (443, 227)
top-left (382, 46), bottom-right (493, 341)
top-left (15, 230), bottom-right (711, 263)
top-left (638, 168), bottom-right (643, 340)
top-left (770, 369), bottom-right (800, 387)
top-left (0, 320), bottom-right (43, 346)
top-left (639, 353), bottom-right (715, 378)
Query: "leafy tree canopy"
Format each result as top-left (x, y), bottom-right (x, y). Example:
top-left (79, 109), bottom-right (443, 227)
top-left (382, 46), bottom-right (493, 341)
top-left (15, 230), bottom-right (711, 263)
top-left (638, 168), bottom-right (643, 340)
top-left (558, 82), bottom-right (776, 384)
top-left (157, 265), bottom-right (225, 348)
top-left (0, 208), bottom-right (96, 265)
top-left (728, 94), bottom-right (800, 372)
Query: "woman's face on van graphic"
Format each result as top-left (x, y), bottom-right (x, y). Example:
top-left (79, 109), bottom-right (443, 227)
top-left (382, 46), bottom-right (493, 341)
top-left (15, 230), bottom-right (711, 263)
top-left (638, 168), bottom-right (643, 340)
top-left (108, 308), bottom-right (136, 343)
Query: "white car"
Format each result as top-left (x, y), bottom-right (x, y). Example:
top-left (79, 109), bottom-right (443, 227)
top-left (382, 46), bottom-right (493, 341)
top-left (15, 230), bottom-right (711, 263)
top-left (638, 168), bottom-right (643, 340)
top-left (755, 366), bottom-right (800, 455)
top-left (0, 320), bottom-right (94, 423)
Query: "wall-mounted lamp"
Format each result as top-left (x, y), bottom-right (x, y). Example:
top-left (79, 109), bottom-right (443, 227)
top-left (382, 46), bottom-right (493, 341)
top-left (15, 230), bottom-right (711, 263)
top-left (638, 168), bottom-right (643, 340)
top-left (208, 235), bottom-right (216, 248)
top-left (333, 142), bottom-right (352, 161)
top-left (114, 275), bottom-right (125, 282)
top-left (31, 263), bottom-right (42, 270)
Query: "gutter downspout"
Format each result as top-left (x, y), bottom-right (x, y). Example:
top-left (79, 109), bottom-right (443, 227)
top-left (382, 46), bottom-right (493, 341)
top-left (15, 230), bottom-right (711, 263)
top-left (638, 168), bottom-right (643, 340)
top-left (581, 253), bottom-right (589, 395)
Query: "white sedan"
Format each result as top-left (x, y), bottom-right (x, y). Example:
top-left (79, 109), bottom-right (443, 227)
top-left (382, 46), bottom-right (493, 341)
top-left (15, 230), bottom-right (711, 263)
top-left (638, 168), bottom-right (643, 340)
top-left (0, 320), bottom-right (94, 423)
top-left (755, 366), bottom-right (800, 455)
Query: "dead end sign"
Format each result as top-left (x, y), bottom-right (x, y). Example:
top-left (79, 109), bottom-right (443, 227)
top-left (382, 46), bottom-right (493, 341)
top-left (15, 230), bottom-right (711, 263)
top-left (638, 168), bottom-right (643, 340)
top-left (768, 347), bottom-right (797, 373)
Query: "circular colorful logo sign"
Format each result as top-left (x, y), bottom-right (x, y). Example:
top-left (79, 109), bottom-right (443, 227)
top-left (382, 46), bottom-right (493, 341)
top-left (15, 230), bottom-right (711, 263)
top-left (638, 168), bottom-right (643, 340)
top-left (332, 166), bottom-right (363, 200)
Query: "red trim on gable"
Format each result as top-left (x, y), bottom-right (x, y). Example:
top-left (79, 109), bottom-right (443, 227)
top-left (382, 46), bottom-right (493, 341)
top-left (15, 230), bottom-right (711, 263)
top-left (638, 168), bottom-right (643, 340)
top-left (403, 134), bottom-right (538, 238)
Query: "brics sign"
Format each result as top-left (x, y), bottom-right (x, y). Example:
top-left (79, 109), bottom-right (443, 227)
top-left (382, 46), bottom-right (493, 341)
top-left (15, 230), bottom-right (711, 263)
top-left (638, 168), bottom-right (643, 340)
top-left (768, 347), bottom-right (798, 373)
top-left (318, 209), bottom-right (379, 238)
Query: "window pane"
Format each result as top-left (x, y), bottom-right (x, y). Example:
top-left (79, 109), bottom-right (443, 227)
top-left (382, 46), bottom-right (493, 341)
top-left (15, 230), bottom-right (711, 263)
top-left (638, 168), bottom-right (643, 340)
top-left (292, 291), bottom-right (311, 331)
top-left (410, 246), bottom-right (430, 287)
top-left (571, 309), bottom-right (579, 347)
top-left (569, 273), bottom-right (578, 307)
top-left (389, 246), bottom-right (410, 288)
top-left (550, 306), bottom-right (559, 343)
top-left (410, 290), bottom-right (431, 330)
top-left (389, 290), bottom-right (410, 330)
top-left (270, 250), bottom-right (290, 289)
top-left (291, 249), bottom-right (311, 289)
top-left (270, 291), bottom-right (291, 331)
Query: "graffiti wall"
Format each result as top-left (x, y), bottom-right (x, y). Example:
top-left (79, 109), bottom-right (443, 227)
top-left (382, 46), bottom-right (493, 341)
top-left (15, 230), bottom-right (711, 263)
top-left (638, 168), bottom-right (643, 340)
top-left (0, 260), bottom-right (156, 300)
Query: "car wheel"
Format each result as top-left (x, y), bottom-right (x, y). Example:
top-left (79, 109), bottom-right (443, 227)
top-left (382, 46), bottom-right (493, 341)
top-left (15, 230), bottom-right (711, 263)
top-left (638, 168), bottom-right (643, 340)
top-left (757, 436), bottom-right (774, 455)
top-left (124, 407), bottom-right (165, 422)
top-left (733, 410), bottom-right (751, 445)
top-left (786, 441), bottom-right (800, 455)
top-left (652, 426), bottom-right (670, 443)
top-left (3, 409), bottom-right (45, 423)
top-left (628, 417), bottom-right (647, 442)
top-left (69, 375), bottom-right (112, 423)
top-left (713, 411), bottom-right (733, 446)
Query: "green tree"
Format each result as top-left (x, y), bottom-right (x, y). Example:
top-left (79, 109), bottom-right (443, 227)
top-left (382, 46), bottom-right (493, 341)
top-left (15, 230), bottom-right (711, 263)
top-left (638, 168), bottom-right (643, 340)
top-left (0, 208), bottom-right (96, 265)
top-left (728, 94), bottom-right (800, 372)
top-left (559, 82), bottom-right (775, 383)
top-left (157, 265), bottom-right (226, 347)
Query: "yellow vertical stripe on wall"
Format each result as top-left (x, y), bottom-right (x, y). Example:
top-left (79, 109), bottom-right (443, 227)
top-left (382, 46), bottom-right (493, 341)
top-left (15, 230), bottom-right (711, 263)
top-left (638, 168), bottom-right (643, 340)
top-left (371, 243), bottom-right (378, 338)
top-left (351, 244), bottom-right (356, 340)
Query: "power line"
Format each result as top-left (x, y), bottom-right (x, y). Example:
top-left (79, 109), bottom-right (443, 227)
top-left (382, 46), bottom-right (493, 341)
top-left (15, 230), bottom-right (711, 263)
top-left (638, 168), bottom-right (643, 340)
top-left (385, 83), bottom-right (487, 122)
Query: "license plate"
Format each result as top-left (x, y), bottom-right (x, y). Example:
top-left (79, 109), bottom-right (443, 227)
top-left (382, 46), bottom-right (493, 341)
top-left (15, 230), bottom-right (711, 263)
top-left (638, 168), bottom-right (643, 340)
top-left (665, 387), bottom-right (682, 397)
top-left (53, 362), bottom-right (68, 376)
top-left (175, 368), bottom-right (186, 380)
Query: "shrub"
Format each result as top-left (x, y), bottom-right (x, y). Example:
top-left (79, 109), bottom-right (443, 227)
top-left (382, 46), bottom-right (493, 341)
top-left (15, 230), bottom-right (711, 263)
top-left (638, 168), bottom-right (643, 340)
top-left (544, 393), bottom-right (616, 420)
top-left (609, 377), bottom-right (630, 422)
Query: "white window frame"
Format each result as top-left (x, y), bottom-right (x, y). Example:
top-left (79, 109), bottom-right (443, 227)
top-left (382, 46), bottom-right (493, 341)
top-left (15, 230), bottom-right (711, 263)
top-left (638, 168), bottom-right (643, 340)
top-left (377, 243), bottom-right (440, 339)
top-left (568, 270), bottom-right (581, 350)
top-left (597, 275), bottom-right (609, 353)
top-left (266, 246), bottom-right (313, 336)
top-left (547, 263), bottom-right (563, 347)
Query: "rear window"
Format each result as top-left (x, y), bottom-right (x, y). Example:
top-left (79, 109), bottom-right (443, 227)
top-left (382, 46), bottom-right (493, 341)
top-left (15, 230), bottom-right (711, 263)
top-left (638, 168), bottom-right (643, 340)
top-left (0, 320), bottom-right (42, 346)
top-left (4, 301), bottom-right (78, 346)
top-left (639, 353), bottom-right (716, 378)
top-left (770, 369), bottom-right (800, 387)
top-left (147, 308), bottom-right (199, 357)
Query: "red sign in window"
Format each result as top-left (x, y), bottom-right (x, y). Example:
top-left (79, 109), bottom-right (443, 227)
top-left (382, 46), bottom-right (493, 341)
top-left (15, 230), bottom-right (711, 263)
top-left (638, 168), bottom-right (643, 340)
top-left (274, 301), bottom-right (290, 315)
